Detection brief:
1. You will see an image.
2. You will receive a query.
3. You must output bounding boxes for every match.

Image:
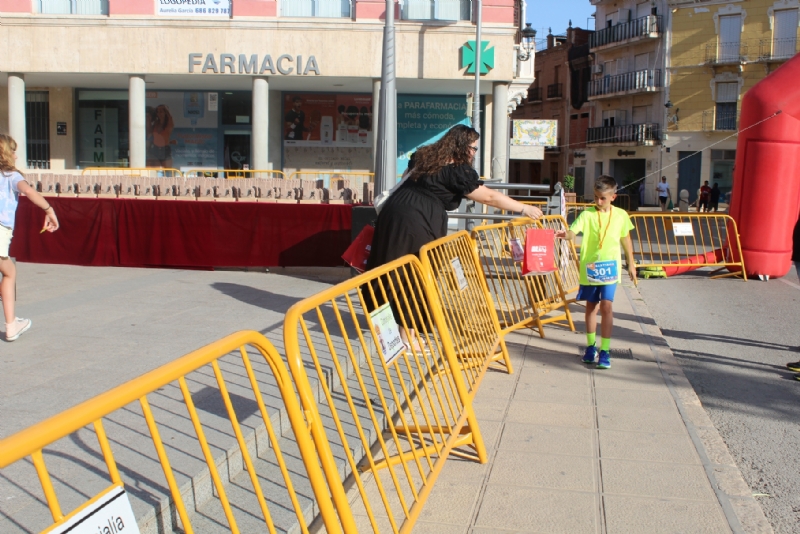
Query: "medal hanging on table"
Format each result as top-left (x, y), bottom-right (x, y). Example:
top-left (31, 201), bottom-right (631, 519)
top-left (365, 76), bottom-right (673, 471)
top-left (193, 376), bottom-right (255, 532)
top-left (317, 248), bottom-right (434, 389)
top-left (585, 207), bottom-right (619, 284)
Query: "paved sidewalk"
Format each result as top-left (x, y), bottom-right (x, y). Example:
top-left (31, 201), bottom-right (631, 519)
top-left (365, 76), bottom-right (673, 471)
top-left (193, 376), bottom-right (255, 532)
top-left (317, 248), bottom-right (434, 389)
top-left (414, 281), bottom-right (772, 534)
top-left (0, 264), bottom-right (771, 533)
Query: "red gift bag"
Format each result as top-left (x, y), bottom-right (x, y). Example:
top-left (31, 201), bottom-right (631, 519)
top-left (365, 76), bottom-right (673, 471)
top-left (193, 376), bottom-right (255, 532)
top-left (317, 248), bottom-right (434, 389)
top-left (522, 228), bottom-right (556, 276)
top-left (342, 225), bottom-right (375, 273)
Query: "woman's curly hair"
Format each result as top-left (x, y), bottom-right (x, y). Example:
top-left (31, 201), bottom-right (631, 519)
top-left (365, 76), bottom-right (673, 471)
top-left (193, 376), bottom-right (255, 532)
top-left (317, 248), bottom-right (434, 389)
top-left (408, 124), bottom-right (479, 180)
top-left (0, 134), bottom-right (21, 174)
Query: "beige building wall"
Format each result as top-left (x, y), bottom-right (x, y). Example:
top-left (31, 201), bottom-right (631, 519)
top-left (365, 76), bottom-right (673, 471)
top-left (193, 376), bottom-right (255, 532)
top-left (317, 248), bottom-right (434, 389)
top-left (47, 87), bottom-right (75, 170)
top-left (0, 19), bottom-right (518, 81)
top-left (0, 86), bottom-right (8, 134)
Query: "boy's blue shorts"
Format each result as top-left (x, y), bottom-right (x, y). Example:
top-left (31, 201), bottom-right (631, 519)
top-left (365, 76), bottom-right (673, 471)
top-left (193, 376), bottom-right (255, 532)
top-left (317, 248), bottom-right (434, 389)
top-left (576, 284), bottom-right (617, 303)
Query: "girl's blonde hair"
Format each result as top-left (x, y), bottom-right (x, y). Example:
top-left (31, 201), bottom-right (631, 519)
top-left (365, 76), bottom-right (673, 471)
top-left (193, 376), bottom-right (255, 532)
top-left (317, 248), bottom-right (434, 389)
top-left (0, 134), bottom-right (21, 174)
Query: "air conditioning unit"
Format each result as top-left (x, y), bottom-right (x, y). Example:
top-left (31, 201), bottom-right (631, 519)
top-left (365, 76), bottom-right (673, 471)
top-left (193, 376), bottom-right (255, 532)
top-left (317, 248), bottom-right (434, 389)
top-left (592, 64), bottom-right (604, 75)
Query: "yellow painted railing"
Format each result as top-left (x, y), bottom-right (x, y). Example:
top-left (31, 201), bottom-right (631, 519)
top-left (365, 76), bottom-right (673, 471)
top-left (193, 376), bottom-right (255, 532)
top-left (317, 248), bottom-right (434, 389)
top-left (628, 213), bottom-right (747, 280)
top-left (283, 254), bottom-right (486, 533)
top-left (472, 217), bottom-right (577, 339)
top-left (0, 331), bottom-right (345, 534)
top-left (419, 231), bottom-right (513, 379)
top-left (81, 167), bottom-right (184, 178)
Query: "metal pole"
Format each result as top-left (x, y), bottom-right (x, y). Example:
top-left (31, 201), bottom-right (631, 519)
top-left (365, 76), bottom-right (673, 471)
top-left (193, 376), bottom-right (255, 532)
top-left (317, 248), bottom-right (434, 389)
top-left (472, 0), bottom-right (482, 174)
top-left (374, 0), bottom-right (397, 197)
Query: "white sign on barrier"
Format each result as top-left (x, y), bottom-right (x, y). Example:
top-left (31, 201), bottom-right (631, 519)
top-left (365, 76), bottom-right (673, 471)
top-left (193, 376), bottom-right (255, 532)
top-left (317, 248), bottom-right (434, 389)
top-left (369, 303), bottom-right (406, 366)
top-left (672, 222), bottom-right (694, 237)
top-left (46, 485), bottom-right (139, 534)
top-left (450, 257), bottom-right (469, 291)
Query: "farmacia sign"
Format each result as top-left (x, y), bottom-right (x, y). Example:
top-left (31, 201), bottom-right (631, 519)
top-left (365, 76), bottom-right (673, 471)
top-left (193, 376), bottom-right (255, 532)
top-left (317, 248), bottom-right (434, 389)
top-left (189, 54), bottom-right (320, 75)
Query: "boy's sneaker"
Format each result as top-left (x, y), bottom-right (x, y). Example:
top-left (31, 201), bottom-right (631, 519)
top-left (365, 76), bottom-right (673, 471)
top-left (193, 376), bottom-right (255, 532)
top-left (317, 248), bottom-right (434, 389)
top-left (786, 361), bottom-right (800, 372)
top-left (596, 350), bottom-right (611, 369)
top-left (6, 317), bottom-right (31, 342)
top-left (794, 374), bottom-right (800, 382)
top-left (582, 345), bottom-right (598, 364)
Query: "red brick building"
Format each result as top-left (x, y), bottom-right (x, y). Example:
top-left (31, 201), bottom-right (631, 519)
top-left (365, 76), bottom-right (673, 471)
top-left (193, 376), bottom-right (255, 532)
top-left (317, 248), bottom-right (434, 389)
top-left (510, 25), bottom-right (593, 194)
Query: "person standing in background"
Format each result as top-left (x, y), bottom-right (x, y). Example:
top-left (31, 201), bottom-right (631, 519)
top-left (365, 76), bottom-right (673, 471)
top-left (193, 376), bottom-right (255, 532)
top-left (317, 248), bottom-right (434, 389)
top-left (709, 183), bottom-right (721, 212)
top-left (657, 176), bottom-right (671, 211)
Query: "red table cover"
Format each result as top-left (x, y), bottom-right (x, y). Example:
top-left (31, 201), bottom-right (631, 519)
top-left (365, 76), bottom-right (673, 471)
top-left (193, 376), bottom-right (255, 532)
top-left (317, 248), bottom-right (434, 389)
top-left (11, 197), bottom-right (353, 269)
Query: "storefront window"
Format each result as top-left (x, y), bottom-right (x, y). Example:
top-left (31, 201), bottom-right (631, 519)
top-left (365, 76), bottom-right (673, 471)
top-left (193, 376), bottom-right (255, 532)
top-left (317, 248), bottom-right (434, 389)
top-left (221, 92), bottom-right (252, 126)
top-left (710, 149), bottom-right (735, 200)
top-left (77, 90), bottom-right (129, 168)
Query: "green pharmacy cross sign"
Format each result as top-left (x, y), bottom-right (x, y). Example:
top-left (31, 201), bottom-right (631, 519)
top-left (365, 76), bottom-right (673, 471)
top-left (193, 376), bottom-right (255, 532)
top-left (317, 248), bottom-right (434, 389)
top-left (461, 40), bottom-right (495, 75)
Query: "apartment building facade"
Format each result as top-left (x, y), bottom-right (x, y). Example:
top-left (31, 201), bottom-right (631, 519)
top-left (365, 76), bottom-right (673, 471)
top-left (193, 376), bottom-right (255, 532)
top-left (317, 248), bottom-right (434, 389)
top-left (585, 0), bottom-right (667, 203)
top-left (509, 26), bottom-right (591, 190)
top-left (0, 0), bottom-right (533, 178)
top-left (664, 0), bottom-right (799, 203)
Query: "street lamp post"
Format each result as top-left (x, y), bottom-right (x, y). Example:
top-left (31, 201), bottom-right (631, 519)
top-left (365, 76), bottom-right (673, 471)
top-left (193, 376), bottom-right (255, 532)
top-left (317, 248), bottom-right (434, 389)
top-left (471, 0), bottom-right (483, 174)
top-left (374, 0), bottom-right (397, 197)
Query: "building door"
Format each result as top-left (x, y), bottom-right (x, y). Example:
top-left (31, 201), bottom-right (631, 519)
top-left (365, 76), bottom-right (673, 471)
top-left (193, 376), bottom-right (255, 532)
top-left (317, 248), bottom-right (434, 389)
top-left (594, 161), bottom-right (603, 181)
top-left (224, 134), bottom-right (251, 170)
top-left (611, 158), bottom-right (645, 196)
top-left (574, 167), bottom-right (586, 198)
top-left (678, 151), bottom-right (702, 203)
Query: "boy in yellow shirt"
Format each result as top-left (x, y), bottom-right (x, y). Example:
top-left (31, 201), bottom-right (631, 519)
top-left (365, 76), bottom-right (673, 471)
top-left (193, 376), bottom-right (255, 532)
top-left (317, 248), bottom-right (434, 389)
top-left (556, 176), bottom-right (636, 369)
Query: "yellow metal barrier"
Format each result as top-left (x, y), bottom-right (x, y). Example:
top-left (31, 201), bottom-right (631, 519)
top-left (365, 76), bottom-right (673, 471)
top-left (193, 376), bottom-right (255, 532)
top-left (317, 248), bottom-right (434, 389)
top-left (283, 254), bottom-right (486, 533)
top-left (183, 169), bottom-right (286, 179)
top-left (535, 215), bottom-right (582, 296)
top-left (613, 193), bottom-right (631, 211)
top-left (565, 202), bottom-right (594, 222)
top-left (472, 218), bottom-right (577, 338)
top-left (629, 213), bottom-right (747, 280)
top-left (81, 167), bottom-right (183, 178)
top-left (419, 231), bottom-right (513, 379)
top-left (0, 331), bottom-right (346, 534)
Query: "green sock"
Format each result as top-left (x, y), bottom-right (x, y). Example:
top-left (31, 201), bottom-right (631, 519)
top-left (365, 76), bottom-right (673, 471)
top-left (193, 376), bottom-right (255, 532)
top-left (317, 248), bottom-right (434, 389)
top-left (586, 332), bottom-right (596, 347)
top-left (600, 337), bottom-right (611, 351)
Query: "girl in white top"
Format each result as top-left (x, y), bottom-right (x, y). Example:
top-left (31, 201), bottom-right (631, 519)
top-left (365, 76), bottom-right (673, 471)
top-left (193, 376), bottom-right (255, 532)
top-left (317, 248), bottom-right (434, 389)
top-left (0, 134), bottom-right (59, 341)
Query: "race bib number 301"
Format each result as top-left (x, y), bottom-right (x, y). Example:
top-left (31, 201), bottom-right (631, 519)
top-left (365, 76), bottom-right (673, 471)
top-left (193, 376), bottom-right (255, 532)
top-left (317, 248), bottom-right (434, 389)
top-left (586, 260), bottom-right (618, 284)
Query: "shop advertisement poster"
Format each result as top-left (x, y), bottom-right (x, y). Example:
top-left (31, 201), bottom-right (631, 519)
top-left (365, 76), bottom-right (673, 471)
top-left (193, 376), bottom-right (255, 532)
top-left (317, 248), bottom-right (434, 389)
top-left (512, 120), bottom-right (558, 147)
top-left (157, 0), bottom-right (231, 17)
top-left (283, 93), bottom-right (373, 146)
top-left (396, 95), bottom-right (470, 179)
top-left (369, 303), bottom-right (406, 366)
top-left (145, 91), bottom-right (219, 168)
top-left (282, 92), bottom-right (374, 175)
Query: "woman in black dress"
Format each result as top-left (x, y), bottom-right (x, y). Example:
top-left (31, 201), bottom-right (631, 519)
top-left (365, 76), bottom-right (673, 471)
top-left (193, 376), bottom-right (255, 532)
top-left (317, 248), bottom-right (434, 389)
top-left (365, 125), bottom-right (543, 346)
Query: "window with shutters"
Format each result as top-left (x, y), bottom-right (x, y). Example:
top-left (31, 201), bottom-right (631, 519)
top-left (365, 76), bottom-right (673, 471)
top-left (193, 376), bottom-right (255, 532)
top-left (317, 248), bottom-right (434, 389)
top-left (718, 15), bottom-right (742, 62)
top-left (773, 9), bottom-right (799, 59)
top-left (715, 82), bottom-right (738, 130)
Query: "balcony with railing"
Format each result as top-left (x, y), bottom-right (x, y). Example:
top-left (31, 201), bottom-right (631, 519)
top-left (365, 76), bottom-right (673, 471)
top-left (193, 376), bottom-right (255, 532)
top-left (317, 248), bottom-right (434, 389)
top-left (702, 109), bottom-right (738, 131)
top-left (35, 0), bottom-right (108, 14)
top-left (758, 38), bottom-right (799, 62)
top-left (587, 123), bottom-right (660, 146)
top-left (704, 41), bottom-right (748, 64)
top-left (589, 15), bottom-right (661, 50)
top-left (588, 69), bottom-right (662, 99)
top-left (547, 83), bottom-right (563, 99)
top-left (528, 87), bottom-right (543, 102)
top-left (281, 0), bottom-right (352, 17)
top-left (401, 0), bottom-right (472, 21)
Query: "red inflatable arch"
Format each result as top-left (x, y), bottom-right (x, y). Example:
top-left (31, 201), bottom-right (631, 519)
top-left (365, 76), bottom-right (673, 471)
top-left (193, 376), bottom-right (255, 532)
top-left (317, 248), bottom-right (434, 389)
top-left (728, 53), bottom-right (800, 278)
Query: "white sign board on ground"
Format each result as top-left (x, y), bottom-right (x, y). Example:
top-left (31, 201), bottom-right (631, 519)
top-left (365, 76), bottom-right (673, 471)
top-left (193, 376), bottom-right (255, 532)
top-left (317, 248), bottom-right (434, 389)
top-left (369, 303), bottom-right (406, 366)
top-left (672, 222), bottom-right (694, 237)
top-left (45, 485), bottom-right (139, 534)
top-left (509, 145), bottom-right (545, 160)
